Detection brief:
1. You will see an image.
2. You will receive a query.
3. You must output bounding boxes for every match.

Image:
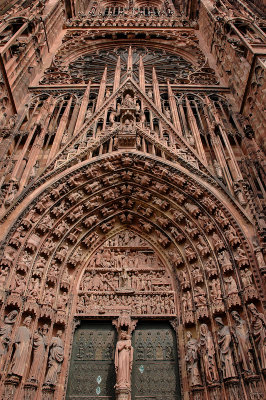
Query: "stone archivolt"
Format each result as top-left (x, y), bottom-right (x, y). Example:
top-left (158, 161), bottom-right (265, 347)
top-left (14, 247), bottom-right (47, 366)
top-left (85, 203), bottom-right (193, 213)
top-left (0, 151), bottom-right (264, 399)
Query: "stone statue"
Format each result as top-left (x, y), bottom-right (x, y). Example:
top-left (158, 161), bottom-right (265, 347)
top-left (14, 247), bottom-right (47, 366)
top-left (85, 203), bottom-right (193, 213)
top-left (44, 330), bottom-right (64, 386)
top-left (215, 317), bottom-right (237, 379)
top-left (185, 332), bottom-right (202, 387)
top-left (115, 331), bottom-right (133, 389)
top-left (28, 324), bottom-right (49, 382)
top-left (123, 94), bottom-right (134, 108)
top-left (199, 324), bottom-right (219, 383)
top-left (0, 310), bottom-right (18, 362)
top-left (120, 266), bottom-right (130, 289)
top-left (10, 316), bottom-right (32, 378)
top-left (247, 303), bottom-right (266, 370)
top-left (231, 311), bottom-right (255, 375)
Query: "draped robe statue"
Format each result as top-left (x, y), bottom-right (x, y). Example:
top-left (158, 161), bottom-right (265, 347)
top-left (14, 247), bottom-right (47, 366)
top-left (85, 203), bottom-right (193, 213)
top-left (199, 324), bottom-right (219, 383)
top-left (28, 324), bottom-right (49, 382)
top-left (10, 316), bottom-right (32, 378)
top-left (248, 303), bottom-right (266, 370)
top-left (44, 330), bottom-right (64, 386)
top-left (0, 310), bottom-right (18, 362)
top-left (185, 332), bottom-right (202, 387)
top-left (115, 332), bottom-right (133, 389)
top-left (215, 318), bottom-right (237, 379)
top-left (231, 311), bottom-right (256, 374)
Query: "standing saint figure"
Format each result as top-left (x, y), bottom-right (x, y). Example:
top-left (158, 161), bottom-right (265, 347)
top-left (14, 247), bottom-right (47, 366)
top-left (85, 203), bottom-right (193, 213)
top-left (44, 330), bottom-right (64, 386)
top-left (231, 311), bottom-right (256, 375)
top-left (199, 324), bottom-right (219, 383)
top-left (247, 303), bottom-right (266, 370)
top-left (215, 317), bottom-right (237, 379)
top-left (10, 316), bottom-right (32, 378)
top-left (28, 324), bottom-right (49, 382)
top-left (0, 310), bottom-right (18, 362)
top-left (185, 331), bottom-right (202, 387)
top-left (115, 331), bottom-right (133, 389)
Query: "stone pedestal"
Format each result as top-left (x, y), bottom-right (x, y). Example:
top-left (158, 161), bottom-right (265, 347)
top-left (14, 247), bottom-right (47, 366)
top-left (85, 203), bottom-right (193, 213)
top-left (42, 385), bottom-right (55, 400)
top-left (23, 382), bottom-right (38, 400)
top-left (115, 387), bottom-right (131, 400)
top-left (191, 386), bottom-right (204, 400)
top-left (3, 377), bottom-right (19, 400)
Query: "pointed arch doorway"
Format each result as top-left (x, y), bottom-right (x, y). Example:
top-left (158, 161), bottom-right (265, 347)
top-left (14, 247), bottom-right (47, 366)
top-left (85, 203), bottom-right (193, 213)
top-left (66, 229), bottom-right (181, 399)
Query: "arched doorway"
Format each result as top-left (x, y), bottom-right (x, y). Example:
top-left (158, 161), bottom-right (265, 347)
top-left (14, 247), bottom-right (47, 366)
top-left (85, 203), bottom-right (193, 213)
top-left (66, 229), bottom-right (181, 399)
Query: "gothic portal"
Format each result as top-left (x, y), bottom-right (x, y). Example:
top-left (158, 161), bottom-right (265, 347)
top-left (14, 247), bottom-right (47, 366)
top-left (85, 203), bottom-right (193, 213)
top-left (0, 0), bottom-right (265, 400)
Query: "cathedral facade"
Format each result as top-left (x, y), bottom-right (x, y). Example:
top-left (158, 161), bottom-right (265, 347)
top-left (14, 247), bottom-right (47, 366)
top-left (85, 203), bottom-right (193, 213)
top-left (0, 0), bottom-right (265, 399)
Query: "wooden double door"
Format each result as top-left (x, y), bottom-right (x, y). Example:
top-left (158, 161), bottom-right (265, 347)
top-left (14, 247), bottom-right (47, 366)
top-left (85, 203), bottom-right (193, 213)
top-left (66, 321), bottom-right (181, 400)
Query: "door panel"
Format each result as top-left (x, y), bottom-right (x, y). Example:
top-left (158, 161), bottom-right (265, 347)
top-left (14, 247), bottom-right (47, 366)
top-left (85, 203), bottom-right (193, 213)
top-left (66, 321), bottom-right (116, 400)
top-left (132, 322), bottom-right (181, 400)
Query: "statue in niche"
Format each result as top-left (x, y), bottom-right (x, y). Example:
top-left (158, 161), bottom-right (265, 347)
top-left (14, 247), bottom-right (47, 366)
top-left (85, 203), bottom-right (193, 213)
top-left (123, 94), bottom-right (134, 108)
top-left (44, 330), bottom-right (64, 386)
top-left (224, 275), bottom-right (241, 306)
top-left (115, 331), bottom-right (133, 389)
top-left (231, 311), bottom-right (256, 375)
top-left (28, 324), bottom-right (49, 382)
top-left (0, 267), bottom-right (9, 288)
top-left (240, 268), bottom-right (257, 299)
top-left (185, 332), bottom-right (202, 387)
top-left (0, 310), bottom-right (18, 362)
top-left (10, 273), bottom-right (26, 295)
top-left (218, 250), bottom-right (233, 272)
top-left (28, 277), bottom-right (40, 299)
top-left (123, 118), bottom-right (134, 134)
top-left (247, 303), bottom-right (266, 370)
top-left (9, 316), bottom-right (32, 379)
top-left (199, 324), bottom-right (219, 383)
top-left (215, 317), bottom-right (237, 379)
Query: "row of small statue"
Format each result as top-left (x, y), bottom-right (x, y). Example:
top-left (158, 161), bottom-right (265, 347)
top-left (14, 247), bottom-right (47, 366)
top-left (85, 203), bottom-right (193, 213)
top-left (0, 313), bottom-right (64, 386)
top-left (185, 305), bottom-right (266, 388)
top-left (77, 293), bottom-right (175, 315)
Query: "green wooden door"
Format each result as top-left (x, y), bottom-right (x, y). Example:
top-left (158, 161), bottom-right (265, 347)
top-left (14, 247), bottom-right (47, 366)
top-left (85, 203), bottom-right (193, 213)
top-left (66, 321), bottom-right (116, 400)
top-left (132, 322), bottom-right (181, 400)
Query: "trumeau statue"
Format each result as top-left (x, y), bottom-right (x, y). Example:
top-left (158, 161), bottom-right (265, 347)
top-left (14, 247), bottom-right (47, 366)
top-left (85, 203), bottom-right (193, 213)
top-left (115, 331), bottom-right (133, 389)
